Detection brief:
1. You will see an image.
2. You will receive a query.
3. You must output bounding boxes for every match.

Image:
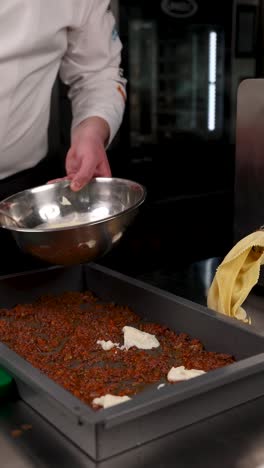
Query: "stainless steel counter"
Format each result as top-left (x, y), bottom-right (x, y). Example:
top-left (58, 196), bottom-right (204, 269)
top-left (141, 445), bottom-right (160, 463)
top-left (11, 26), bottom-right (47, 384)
top-left (2, 393), bottom-right (264, 468)
top-left (2, 259), bottom-right (264, 468)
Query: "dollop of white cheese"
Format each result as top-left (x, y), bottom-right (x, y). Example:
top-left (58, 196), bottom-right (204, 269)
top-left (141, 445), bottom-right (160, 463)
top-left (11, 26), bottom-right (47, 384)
top-left (167, 366), bottom-right (206, 382)
top-left (97, 340), bottom-right (119, 351)
top-left (61, 196), bottom-right (71, 206)
top-left (122, 326), bottom-right (160, 350)
top-left (157, 383), bottom-right (166, 390)
top-left (92, 394), bottom-right (131, 409)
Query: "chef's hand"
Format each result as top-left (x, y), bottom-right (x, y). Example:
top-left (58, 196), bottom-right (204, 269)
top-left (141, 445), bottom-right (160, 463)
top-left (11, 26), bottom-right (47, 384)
top-left (67, 117), bottom-right (111, 191)
top-left (50, 117), bottom-right (111, 191)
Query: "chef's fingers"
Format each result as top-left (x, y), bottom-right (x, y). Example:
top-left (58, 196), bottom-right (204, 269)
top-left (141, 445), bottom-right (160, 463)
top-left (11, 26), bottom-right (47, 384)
top-left (94, 155), bottom-right (112, 178)
top-left (47, 176), bottom-right (73, 185)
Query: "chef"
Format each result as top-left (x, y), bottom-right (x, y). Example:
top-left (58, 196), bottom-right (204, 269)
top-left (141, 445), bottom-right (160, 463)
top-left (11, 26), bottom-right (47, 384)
top-left (0, 0), bottom-right (126, 273)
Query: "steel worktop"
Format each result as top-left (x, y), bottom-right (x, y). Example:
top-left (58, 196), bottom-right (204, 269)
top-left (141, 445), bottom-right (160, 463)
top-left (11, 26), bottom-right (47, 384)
top-left (1, 262), bottom-right (264, 468)
top-left (1, 392), bottom-right (264, 468)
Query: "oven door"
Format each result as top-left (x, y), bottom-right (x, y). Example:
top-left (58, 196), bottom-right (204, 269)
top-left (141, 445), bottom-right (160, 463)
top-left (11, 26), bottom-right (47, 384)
top-left (121, 4), bottom-right (231, 141)
top-left (104, 0), bottom-right (259, 276)
top-left (115, 0), bottom-right (239, 200)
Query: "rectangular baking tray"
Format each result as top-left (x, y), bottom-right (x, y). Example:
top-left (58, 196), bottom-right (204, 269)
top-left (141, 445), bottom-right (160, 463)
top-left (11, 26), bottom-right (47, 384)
top-left (1, 263), bottom-right (264, 461)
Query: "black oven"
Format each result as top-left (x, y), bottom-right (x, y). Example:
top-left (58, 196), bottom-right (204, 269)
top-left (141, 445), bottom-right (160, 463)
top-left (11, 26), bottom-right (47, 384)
top-left (103, 0), bottom-right (261, 276)
top-left (123, 2), bottom-right (228, 151)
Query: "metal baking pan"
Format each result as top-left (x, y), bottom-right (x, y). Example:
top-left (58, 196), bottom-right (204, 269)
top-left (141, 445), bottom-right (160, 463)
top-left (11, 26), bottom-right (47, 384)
top-left (1, 264), bottom-right (264, 461)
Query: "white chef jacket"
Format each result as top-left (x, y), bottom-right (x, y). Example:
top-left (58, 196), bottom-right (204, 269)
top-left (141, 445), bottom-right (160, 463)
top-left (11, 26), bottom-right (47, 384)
top-left (0, 0), bottom-right (126, 179)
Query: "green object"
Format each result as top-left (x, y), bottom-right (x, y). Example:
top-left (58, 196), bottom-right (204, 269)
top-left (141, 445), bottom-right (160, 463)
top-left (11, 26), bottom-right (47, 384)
top-left (0, 368), bottom-right (13, 400)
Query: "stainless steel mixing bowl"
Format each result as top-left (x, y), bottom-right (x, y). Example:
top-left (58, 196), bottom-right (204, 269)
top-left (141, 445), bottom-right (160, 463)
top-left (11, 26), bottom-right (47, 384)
top-left (0, 178), bottom-right (146, 265)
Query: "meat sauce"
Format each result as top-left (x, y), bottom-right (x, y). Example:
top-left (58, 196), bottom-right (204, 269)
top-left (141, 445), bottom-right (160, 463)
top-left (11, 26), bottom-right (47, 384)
top-left (0, 291), bottom-right (234, 407)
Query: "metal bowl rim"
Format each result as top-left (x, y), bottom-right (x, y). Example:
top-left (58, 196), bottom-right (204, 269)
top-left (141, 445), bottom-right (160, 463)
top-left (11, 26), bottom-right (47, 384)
top-left (0, 177), bottom-right (147, 233)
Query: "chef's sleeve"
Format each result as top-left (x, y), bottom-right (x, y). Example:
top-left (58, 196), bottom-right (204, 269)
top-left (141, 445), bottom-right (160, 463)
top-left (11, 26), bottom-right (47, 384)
top-left (59, 0), bottom-right (127, 145)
